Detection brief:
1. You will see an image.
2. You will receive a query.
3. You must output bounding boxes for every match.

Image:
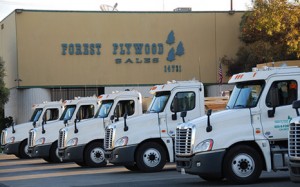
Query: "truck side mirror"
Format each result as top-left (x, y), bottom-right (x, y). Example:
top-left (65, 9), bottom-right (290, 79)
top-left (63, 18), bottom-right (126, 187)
top-left (207, 109), bottom-right (212, 116)
top-left (12, 122), bottom-right (16, 133)
top-left (206, 109), bottom-right (212, 132)
top-left (110, 115), bottom-right (115, 122)
top-left (123, 113), bottom-right (128, 131)
top-left (74, 118), bottom-right (78, 133)
top-left (292, 100), bottom-right (300, 116)
top-left (64, 119), bottom-right (68, 126)
top-left (33, 121), bottom-right (36, 128)
top-left (42, 120), bottom-right (46, 134)
top-left (180, 111), bottom-right (187, 123)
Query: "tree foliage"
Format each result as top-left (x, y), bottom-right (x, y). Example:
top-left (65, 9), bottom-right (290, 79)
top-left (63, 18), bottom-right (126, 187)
top-left (223, 0), bottom-right (300, 76)
top-left (0, 57), bottom-right (9, 106)
top-left (0, 56), bottom-right (10, 134)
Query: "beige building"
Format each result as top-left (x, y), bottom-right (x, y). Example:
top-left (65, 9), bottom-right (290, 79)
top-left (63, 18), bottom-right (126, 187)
top-left (0, 9), bottom-right (243, 123)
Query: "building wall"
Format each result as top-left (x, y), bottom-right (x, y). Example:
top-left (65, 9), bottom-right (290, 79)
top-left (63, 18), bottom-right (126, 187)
top-left (4, 88), bottom-right (51, 123)
top-left (1, 10), bottom-right (244, 123)
top-left (0, 12), bottom-right (18, 89)
top-left (8, 10), bottom-right (243, 88)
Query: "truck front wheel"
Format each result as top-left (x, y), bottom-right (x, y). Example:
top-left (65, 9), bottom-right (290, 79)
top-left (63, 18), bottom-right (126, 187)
top-left (136, 142), bottom-right (166, 172)
top-left (124, 164), bottom-right (139, 171)
top-left (19, 139), bottom-right (30, 159)
top-left (49, 141), bottom-right (61, 163)
top-left (84, 142), bottom-right (107, 167)
top-left (75, 161), bottom-right (87, 167)
top-left (198, 175), bottom-right (223, 182)
top-left (223, 145), bottom-right (262, 184)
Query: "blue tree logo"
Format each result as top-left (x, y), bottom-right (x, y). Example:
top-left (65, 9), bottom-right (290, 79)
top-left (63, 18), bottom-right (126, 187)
top-left (166, 31), bottom-right (184, 62)
top-left (166, 31), bottom-right (175, 45)
top-left (176, 41), bottom-right (184, 56)
top-left (167, 48), bottom-right (175, 62)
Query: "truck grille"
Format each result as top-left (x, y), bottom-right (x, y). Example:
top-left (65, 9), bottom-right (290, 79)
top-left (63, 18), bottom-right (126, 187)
top-left (175, 127), bottom-right (193, 156)
top-left (289, 122), bottom-right (300, 158)
top-left (58, 129), bottom-right (67, 149)
top-left (104, 127), bottom-right (114, 150)
top-left (28, 130), bottom-right (36, 147)
top-left (1, 130), bottom-right (7, 145)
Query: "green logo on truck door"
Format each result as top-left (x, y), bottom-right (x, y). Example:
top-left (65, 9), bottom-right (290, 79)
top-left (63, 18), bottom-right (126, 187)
top-left (274, 116), bottom-right (292, 131)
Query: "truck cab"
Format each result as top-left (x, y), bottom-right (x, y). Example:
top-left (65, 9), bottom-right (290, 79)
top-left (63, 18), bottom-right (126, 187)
top-left (27, 96), bottom-right (99, 163)
top-left (1, 101), bottom-right (63, 158)
top-left (58, 90), bottom-right (145, 167)
top-left (104, 80), bottom-right (205, 172)
top-left (175, 66), bottom-right (300, 184)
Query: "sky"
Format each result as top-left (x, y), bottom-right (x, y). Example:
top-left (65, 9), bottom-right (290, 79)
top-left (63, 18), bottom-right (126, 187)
top-left (0, 0), bottom-right (253, 21)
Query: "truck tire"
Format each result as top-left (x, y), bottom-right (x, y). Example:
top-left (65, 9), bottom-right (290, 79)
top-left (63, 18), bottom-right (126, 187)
top-left (84, 142), bottom-right (107, 167)
top-left (49, 141), bottom-right (61, 163)
top-left (43, 157), bottom-right (52, 162)
top-left (223, 145), bottom-right (262, 184)
top-left (19, 139), bottom-right (30, 159)
top-left (75, 161), bottom-right (87, 167)
top-left (198, 175), bottom-right (223, 182)
top-left (124, 164), bottom-right (139, 171)
top-left (290, 168), bottom-right (300, 183)
top-left (136, 142), bottom-right (167, 172)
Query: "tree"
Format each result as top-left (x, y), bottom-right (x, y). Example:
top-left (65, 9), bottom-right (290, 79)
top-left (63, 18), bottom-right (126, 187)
top-left (223, 0), bottom-right (300, 76)
top-left (166, 31), bottom-right (175, 45)
top-left (167, 48), bottom-right (176, 62)
top-left (176, 42), bottom-right (185, 56)
top-left (0, 56), bottom-right (10, 136)
top-left (241, 0), bottom-right (300, 55)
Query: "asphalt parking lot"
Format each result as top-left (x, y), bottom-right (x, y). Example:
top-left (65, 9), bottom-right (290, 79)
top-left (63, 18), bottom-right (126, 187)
top-left (0, 154), bottom-right (299, 187)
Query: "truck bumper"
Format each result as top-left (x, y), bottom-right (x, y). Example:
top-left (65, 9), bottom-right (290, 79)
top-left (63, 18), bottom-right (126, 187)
top-left (105, 145), bottom-right (137, 166)
top-left (176, 149), bottom-right (225, 178)
top-left (2, 142), bottom-right (21, 155)
top-left (58, 145), bottom-right (85, 162)
top-left (28, 144), bottom-right (51, 158)
top-left (289, 160), bottom-right (300, 182)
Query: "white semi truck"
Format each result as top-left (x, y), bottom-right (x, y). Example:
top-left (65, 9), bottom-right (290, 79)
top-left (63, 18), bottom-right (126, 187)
top-left (1, 101), bottom-right (63, 158)
top-left (175, 66), bottom-right (300, 184)
top-left (104, 80), bottom-right (206, 172)
top-left (58, 90), bottom-right (146, 167)
top-left (28, 96), bottom-right (99, 163)
top-left (288, 100), bottom-right (300, 183)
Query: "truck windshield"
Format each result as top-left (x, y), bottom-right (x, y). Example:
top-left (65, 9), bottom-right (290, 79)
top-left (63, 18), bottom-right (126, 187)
top-left (148, 91), bottom-right (171, 113)
top-left (95, 100), bottom-right (114, 118)
top-left (30, 108), bottom-right (43, 122)
top-left (227, 80), bottom-right (265, 109)
top-left (60, 105), bottom-right (76, 121)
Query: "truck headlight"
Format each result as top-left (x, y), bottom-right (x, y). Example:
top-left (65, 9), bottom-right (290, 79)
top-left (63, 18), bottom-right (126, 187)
top-left (115, 136), bottom-right (128, 147)
top-left (194, 139), bottom-right (213, 153)
top-left (35, 137), bottom-right (45, 145)
top-left (67, 138), bottom-right (78, 146)
top-left (7, 137), bottom-right (15, 143)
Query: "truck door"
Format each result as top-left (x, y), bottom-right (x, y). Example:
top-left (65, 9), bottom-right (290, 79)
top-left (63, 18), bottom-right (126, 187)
top-left (163, 88), bottom-right (199, 138)
top-left (260, 79), bottom-right (298, 140)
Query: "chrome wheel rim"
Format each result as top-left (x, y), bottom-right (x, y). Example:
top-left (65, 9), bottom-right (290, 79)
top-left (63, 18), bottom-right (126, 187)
top-left (143, 148), bottom-right (161, 168)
